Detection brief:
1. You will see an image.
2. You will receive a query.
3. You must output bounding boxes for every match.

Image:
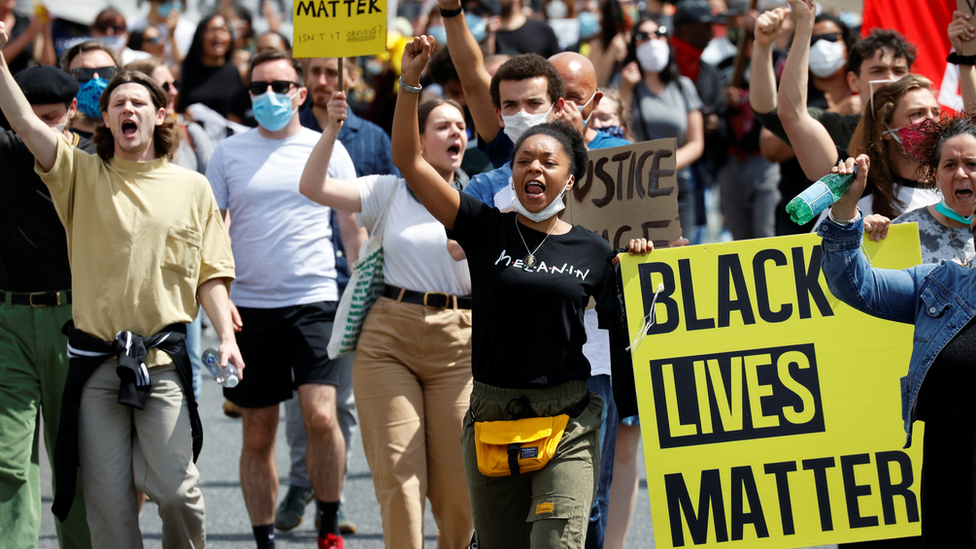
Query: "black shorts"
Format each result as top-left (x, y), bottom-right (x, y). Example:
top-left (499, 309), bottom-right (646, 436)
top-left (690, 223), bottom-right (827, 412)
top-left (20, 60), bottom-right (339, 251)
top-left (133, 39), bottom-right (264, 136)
top-left (224, 301), bottom-right (339, 408)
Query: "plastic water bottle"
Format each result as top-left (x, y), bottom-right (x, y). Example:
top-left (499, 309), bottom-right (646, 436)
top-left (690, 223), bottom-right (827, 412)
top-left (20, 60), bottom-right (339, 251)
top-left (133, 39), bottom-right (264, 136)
top-left (785, 168), bottom-right (858, 225)
top-left (202, 347), bottom-right (239, 387)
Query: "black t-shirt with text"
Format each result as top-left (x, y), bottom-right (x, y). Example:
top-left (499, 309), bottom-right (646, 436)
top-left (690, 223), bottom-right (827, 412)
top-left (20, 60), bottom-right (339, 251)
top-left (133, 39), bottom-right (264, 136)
top-left (0, 129), bottom-right (95, 291)
top-left (448, 192), bottom-right (617, 389)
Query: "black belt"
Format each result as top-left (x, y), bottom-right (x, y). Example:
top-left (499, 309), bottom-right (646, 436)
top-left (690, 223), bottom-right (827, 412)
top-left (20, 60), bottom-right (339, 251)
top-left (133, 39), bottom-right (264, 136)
top-left (1, 290), bottom-right (72, 307)
top-left (383, 285), bottom-right (472, 310)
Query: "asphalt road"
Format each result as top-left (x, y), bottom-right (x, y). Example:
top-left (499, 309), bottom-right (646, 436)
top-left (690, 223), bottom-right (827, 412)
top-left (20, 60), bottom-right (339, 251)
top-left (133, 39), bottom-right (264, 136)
top-left (36, 325), bottom-right (836, 549)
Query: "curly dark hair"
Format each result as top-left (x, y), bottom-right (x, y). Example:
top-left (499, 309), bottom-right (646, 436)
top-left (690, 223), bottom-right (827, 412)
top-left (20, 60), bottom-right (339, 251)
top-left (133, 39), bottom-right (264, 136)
top-left (511, 121), bottom-right (588, 184)
top-left (93, 69), bottom-right (174, 161)
top-left (490, 54), bottom-right (565, 109)
top-left (910, 113), bottom-right (976, 185)
top-left (847, 28), bottom-right (916, 77)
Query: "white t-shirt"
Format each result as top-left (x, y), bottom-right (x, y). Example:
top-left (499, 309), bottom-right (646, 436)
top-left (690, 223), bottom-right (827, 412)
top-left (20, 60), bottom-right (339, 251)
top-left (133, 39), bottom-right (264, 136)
top-left (357, 175), bottom-right (471, 296)
top-left (207, 127), bottom-right (356, 308)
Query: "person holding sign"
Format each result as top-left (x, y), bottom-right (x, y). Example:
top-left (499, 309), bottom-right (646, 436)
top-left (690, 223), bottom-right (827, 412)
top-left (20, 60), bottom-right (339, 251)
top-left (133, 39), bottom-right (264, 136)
top-left (299, 91), bottom-right (475, 549)
top-left (391, 35), bottom-right (647, 549)
top-left (820, 131), bottom-right (976, 546)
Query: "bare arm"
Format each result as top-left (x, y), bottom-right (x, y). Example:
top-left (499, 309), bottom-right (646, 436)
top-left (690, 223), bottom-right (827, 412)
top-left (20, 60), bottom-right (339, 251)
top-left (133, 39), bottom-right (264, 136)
top-left (197, 277), bottom-right (246, 373)
top-left (391, 36), bottom-right (461, 231)
top-left (437, 0), bottom-right (500, 144)
top-left (1, 16), bottom-right (40, 64)
top-left (298, 91), bottom-right (363, 212)
top-left (778, 0), bottom-right (838, 181)
top-left (760, 128), bottom-right (796, 163)
top-left (33, 21), bottom-right (54, 66)
top-left (749, 7), bottom-right (791, 115)
top-left (336, 210), bottom-right (366, 265)
top-left (950, 10), bottom-right (976, 112)
top-left (676, 109), bottom-right (704, 171)
top-left (0, 23), bottom-right (58, 171)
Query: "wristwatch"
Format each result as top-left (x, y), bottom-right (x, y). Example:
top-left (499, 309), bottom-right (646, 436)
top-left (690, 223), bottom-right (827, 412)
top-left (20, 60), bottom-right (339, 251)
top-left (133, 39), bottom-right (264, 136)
top-left (398, 77), bottom-right (423, 94)
top-left (440, 5), bottom-right (463, 17)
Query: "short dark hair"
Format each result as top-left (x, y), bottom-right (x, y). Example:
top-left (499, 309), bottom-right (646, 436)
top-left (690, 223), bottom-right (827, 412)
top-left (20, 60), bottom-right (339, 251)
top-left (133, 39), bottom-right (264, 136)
top-left (249, 50), bottom-right (303, 85)
top-left (93, 69), bottom-right (174, 161)
top-left (59, 40), bottom-right (122, 73)
top-left (814, 13), bottom-right (856, 55)
top-left (511, 121), bottom-right (588, 184)
top-left (490, 54), bottom-right (565, 109)
top-left (418, 98), bottom-right (464, 134)
top-left (847, 29), bottom-right (916, 77)
top-left (427, 47), bottom-right (459, 87)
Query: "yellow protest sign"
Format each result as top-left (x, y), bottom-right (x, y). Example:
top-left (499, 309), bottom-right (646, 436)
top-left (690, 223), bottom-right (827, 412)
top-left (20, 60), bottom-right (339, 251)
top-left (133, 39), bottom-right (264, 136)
top-left (292, 0), bottom-right (387, 58)
top-left (619, 225), bottom-right (924, 548)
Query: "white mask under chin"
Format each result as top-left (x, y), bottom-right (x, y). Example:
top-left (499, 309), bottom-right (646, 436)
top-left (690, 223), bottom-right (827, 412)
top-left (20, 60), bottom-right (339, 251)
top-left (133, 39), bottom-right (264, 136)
top-left (636, 39), bottom-right (670, 73)
top-left (510, 177), bottom-right (573, 222)
top-left (502, 103), bottom-right (554, 144)
top-left (808, 39), bottom-right (846, 78)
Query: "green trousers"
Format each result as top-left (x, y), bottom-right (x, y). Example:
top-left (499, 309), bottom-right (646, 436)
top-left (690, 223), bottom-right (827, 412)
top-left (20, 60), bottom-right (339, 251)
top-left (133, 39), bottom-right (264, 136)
top-left (0, 291), bottom-right (91, 549)
top-left (463, 380), bottom-right (603, 549)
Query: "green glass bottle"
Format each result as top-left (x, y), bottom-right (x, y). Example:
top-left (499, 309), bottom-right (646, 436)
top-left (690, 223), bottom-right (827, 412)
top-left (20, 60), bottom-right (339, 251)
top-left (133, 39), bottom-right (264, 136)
top-left (786, 168), bottom-right (858, 225)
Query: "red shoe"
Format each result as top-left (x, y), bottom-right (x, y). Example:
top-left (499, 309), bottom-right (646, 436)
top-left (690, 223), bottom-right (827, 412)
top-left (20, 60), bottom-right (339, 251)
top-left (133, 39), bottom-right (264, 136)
top-left (318, 533), bottom-right (344, 549)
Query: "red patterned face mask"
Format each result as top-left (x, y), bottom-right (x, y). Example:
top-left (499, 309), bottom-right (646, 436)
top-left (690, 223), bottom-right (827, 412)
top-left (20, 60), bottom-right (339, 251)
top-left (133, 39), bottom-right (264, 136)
top-left (884, 122), bottom-right (927, 152)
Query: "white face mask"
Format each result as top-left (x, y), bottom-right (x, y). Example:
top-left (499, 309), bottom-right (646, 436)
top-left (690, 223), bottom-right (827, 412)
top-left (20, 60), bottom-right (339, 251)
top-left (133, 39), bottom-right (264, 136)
top-left (545, 0), bottom-right (568, 19)
top-left (510, 175), bottom-right (574, 222)
top-left (577, 90), bottom-right (597, 129)
top-left (502, 103), bottom-right (554, 144)
top-left (636, 39), bottom-right (670, 73)
top-left (808, 39), bottom-right (846, 78)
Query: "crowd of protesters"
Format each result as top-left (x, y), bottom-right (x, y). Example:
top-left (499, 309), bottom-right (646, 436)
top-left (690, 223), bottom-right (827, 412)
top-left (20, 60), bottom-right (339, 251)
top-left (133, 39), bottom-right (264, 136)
top-left (3, 0), bottom-right (976, 548)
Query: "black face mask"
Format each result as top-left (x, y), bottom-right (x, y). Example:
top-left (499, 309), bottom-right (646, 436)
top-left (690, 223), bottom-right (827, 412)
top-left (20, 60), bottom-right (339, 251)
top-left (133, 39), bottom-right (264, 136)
top-left (726, 27), bottom-right (744, 45)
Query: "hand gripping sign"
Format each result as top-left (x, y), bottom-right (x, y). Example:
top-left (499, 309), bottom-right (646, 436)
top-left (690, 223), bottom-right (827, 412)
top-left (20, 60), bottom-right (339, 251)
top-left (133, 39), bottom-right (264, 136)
top-left (618, 225), bottom-right (925, 548)
top-left (293, 0), bottom-right (388, 58)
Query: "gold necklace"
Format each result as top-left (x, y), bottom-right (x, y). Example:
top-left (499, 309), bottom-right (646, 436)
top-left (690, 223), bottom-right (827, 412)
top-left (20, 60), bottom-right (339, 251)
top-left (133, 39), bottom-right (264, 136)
top-left (514, 215), bottom-right (558, 268)
top-left (946, 229), bottom-right (974, 268)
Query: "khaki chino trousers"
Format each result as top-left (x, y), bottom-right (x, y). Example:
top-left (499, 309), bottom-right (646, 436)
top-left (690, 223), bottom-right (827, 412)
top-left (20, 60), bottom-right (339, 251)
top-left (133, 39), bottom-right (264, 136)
top-left (353, 296), bottom-right (474, 549)
top-left (78, 359), bottom-right (205, 549)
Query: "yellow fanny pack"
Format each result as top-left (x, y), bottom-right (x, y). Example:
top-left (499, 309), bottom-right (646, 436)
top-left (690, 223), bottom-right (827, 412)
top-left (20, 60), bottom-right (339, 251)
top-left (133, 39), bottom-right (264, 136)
top-left (474, 414), bottom-right (570, 477)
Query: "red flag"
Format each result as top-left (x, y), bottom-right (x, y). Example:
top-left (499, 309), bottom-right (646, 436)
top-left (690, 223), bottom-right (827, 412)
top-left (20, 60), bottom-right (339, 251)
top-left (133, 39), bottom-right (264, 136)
top-left (861, 0), bottom-right (958, 110)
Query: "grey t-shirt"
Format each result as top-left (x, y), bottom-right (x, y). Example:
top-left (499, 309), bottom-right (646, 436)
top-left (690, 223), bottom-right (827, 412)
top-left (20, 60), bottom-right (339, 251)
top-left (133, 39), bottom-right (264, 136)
top-left (631, 76), bottom-right (703, 147)
top-left (894, 206), bottom-right (975, 266)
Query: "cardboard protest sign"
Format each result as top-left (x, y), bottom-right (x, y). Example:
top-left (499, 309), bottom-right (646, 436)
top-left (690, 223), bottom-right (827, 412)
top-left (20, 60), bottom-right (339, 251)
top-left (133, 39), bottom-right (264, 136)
top-left (292, 0), bottom-right (388, 58)
top-left (566, 139), bottom-right (681, 250)
top-left (959, 0), bottom-right (976, 56)
top-left (619, 225), bottom-right (925, 548)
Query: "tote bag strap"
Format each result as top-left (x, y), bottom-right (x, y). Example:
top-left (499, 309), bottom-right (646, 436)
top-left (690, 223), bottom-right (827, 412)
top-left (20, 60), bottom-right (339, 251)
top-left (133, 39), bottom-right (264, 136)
top-left (370, 180), bottom-right (400, 242)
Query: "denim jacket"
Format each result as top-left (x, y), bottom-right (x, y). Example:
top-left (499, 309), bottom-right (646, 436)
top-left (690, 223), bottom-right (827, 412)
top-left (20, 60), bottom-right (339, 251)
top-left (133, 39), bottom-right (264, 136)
top-left (817, 217), bottom-right (976, 448)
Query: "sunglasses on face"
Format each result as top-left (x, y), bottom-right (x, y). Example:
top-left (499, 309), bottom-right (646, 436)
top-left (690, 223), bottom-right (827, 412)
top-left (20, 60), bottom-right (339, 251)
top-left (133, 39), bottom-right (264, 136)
top-left (249, 80), bottom-right (300, 95)
top-left (161, 80), bottom-right (179, 92)
top-left (634, 27), bottom-right (668, 42)
top-left (811, 32), bottom-right (840, 45)
top-left (95, 24), bottom-right (126, 34)
top-left (71, 66), bottom-right (118, 83)
top-left (145, 34), bottom-right (164, 45)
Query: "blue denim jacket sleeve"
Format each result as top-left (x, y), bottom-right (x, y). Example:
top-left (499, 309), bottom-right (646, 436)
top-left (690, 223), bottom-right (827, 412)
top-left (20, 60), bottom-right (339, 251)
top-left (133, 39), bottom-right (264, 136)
top-left (817, 216), bottom-right (920, 325)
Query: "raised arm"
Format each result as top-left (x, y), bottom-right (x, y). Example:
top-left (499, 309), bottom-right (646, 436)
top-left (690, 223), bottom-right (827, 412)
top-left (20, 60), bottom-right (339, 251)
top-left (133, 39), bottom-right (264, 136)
top-left (0, 22), bottom-right (59, 171)
top-left (298, 91), bottom-right (363, 213)
top-left (437, 0), bottom-right (500, 143)
top-left (391, 36), bottom-right (461, 231)
top-left (950, 10), bottom-right (976, 113)
top-left (750, 7), bottom-right (791, 115)
top-left (778, 0), bottom-right (838, 181)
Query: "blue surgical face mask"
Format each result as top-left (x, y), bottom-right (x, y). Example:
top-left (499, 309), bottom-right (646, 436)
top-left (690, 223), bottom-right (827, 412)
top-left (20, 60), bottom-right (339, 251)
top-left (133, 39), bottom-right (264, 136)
top-left (427, 25), bottom-right (447, 45)
top-left (466, 13), bottom-right (487, 42)
top-left (576, 90), bottom-right (596, 128)
top-left (76, 77), bottom-right (108, 118)
top-left (251, 90), bottom-right (299, 132)
top-left (157, 0), bottom-right (183, 18)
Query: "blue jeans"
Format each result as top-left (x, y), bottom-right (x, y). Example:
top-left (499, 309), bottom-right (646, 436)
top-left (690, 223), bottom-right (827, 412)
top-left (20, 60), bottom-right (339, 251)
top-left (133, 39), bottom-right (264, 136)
top-left (585, 374), bottom-right (617, 549)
